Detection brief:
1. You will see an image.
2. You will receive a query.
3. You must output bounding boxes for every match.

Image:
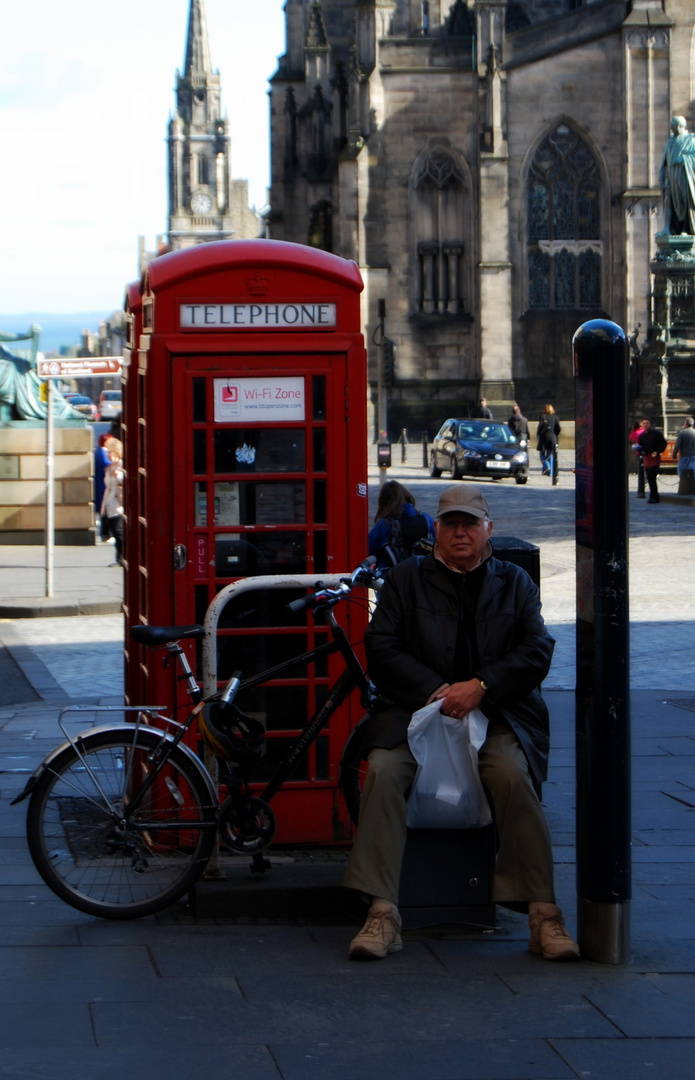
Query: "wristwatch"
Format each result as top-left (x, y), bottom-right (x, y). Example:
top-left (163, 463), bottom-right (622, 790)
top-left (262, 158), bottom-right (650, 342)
top-left (478, 678), bottom-right (489, 693)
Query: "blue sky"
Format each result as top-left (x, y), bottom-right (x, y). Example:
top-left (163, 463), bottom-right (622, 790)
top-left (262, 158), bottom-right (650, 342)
top-left (0, 0), bottom-right (285, 315)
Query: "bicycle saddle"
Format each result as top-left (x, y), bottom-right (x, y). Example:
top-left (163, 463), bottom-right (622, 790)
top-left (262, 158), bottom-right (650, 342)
top-left (129, 624), bottom-right (206, 648)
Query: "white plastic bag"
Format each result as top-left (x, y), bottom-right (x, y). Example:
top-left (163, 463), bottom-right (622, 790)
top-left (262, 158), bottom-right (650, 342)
top-left (406, 700), bottom-right (492, 829)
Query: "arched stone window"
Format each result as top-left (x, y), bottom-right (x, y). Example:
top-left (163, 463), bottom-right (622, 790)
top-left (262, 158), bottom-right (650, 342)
top-left (526, 124), bottom-right (601, 310)
top-left (412, 140), bottom-right (467, 315)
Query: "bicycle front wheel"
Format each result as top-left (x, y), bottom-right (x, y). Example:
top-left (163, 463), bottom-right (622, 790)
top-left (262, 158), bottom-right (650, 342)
top-left (26, 727), bottom-right (217, 919)
top-left (339, 720), bottom-right (370, 828)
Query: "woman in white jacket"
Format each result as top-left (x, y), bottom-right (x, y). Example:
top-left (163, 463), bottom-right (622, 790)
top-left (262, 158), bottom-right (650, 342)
top-left (100, 438), bottom-right (124, 566)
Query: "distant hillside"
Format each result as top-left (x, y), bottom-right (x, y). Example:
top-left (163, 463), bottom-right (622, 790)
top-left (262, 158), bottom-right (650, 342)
top-left (0, 312), bottom-right (115, 356)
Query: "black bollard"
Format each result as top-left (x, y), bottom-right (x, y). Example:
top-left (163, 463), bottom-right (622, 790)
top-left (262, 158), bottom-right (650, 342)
top-left (573, 319), bottom-right (631, 964)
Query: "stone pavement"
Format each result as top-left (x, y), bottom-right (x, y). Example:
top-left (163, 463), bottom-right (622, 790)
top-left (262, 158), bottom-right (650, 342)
top-left (0, 453), bottom-right (694, 1078)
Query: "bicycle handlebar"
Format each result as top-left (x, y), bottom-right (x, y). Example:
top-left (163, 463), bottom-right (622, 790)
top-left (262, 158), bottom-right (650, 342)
top-left (287, 557), bottom-right (381, 613)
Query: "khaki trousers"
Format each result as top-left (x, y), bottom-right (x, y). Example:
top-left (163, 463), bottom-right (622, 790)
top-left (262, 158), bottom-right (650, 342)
top-left (342, 722), bottom-right (556, 908)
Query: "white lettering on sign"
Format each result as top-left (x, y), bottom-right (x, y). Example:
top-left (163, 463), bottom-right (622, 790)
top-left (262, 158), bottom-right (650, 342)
top-left (180, 302), bottom-right (336, 330)
top-left (214, 377), bottom-right (306, 423)
top-left (38, 357), bottom-right (122, 378)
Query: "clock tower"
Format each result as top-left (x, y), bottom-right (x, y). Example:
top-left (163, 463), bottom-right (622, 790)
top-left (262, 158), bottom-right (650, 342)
top-left (167, 0), bottom-right (257, 249)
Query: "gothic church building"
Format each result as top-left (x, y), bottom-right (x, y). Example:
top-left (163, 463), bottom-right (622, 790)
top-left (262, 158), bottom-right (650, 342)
top-left (267, 1), bottom-right (695, 435)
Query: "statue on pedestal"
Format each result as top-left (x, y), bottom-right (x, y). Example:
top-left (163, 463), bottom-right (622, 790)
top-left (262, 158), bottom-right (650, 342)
top-left (658, 115), bottom-right (695, 237)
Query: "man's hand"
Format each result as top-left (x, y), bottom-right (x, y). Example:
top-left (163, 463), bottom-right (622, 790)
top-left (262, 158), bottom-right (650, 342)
top-left (435, 679), bottom-right (486, 719)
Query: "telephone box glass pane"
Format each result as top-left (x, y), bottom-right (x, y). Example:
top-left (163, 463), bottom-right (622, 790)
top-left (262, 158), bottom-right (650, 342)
top-left (314, 530), bottom-right (327, 573)
top-left (193, 430), bottom-right (207, 474)
top-left (217, 634), bottom-right (309, 679)
top-left (217, 587), bottom-right (307, 628)
top-left (313, 428), bottom-right (326, 472)
top-left (214, 430), bottom-right (305, 473)
top-left (214, 532), bottom-right (306, 577)
top-left (204, 482), bottom-right (306, 526)
top-left (192, 378), bottom-right (206, 423)
top-left (195, 483), bottom-right (208, 525)
top-left (313, 480), bottom-right (326, 523)
top-left (236, 685), bottom-right (308, 733)
top-left (312, 375), bottom-right (326, 420)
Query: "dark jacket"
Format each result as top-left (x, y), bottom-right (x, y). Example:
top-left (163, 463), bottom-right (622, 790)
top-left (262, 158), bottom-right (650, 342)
top-left (536, 413), bottom-right (561, 452)
top-left (638, 426), bottom-right (667, 462)
top-left (363, 553), bottom-right (554, 783)
top-left (508, 412), bottom-right (530, 440)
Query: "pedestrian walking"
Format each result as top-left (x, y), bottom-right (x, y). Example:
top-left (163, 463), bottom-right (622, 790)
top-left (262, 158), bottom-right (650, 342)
top-left (93, 433), bottom-right (112, 539)
top-left (637, 419), bottom-right (668, 504)
top-left (471, 397), bottom-right (493, 419)
top-left (629, 420), bottom-right (646, 498)
top-left (536, 405), bottom-right (561, 485)
top-left (672, 416), bottom-right (695, 482)
top-left (100, 438), bottom-right (124, 566)
top-left (507, 403), bottom-right (530, 442)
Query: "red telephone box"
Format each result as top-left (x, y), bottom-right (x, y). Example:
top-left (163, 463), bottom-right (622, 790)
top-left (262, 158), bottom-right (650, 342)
top-left (122, 240), bottom-right (368, 844)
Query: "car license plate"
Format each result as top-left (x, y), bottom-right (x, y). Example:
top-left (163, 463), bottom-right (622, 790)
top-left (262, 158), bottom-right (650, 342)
top-left (486, 460), bottom-right (510, 470)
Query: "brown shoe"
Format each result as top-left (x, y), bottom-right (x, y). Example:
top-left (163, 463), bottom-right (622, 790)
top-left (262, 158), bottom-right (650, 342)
top-left (349, 903), bottom-right (403, 961)
top-left (528, 904), bottom-right (580, 961)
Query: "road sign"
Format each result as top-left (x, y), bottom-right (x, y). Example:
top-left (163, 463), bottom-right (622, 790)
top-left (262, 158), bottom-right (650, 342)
top-left (37, 357), bottom-right (122, 378)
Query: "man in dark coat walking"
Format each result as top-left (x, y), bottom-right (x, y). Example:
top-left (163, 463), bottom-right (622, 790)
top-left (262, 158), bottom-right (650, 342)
top-left (344, 485), bottom-right (579, 962)
top-left (507, 402), bottom-right (530, 441)
top-left (637, 418), bottom-right (668, 503)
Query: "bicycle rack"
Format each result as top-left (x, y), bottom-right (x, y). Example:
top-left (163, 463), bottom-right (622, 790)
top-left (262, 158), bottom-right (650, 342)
top-left (201, 574), bottom-right (348, 699)
top-left (200, 574), bottom-right (349, 876)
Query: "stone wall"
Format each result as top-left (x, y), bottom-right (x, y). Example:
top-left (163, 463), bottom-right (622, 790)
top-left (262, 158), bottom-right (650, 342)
top-left (0, 425), bottom-right (94, 545)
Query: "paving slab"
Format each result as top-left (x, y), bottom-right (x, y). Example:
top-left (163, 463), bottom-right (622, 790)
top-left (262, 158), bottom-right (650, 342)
top-left (550, 1037), bottom-right (695, 1080)
top-left (269, 1038), bottom-right (576, 1080)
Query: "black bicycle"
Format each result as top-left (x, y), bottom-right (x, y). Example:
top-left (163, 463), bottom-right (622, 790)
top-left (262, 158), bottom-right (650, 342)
top-left (12, 560), bottom-right (380, 920)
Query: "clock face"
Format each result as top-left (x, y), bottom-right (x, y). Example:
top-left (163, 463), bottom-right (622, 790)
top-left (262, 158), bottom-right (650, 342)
top-left (191, 192), bottom-right (213, 214)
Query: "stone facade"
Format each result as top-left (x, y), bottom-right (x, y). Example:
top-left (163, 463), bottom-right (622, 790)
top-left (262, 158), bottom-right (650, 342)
top-left (267, 0), bottom-right (695, 437)
top-left (0, 425), bottom-right (94, 545)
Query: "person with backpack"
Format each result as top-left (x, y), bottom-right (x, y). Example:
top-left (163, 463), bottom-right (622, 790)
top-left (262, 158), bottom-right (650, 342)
top-left (536, 404), bottom-right (561, 485)
top-left (368, 481), bottom-right (435, 574)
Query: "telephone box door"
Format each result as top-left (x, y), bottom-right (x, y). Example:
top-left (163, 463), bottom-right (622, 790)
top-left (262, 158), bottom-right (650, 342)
top-left (171, 351), bottom-right (358, 843)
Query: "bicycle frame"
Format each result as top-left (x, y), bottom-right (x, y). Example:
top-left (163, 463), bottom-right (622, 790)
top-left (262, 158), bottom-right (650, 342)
top-left (35, 597), bottom-right (374, 833)
top-left (239, 607), bottom-right (374, 803)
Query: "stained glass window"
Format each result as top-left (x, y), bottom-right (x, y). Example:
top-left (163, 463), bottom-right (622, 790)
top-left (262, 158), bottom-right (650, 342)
top-left (413, 141), bottom-right (467, 314)
top-left (526, 126), bottom-right (601, 310)
top-left (528, 250), bottom-right (550, 309)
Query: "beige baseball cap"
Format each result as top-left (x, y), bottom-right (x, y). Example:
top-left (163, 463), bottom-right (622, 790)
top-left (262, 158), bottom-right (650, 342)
top-left (435, 485), bottom-right (490, 520)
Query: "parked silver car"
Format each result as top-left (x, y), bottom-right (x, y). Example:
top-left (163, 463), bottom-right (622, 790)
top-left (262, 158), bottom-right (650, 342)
top-left (98, 390), bottom-right (122, 421)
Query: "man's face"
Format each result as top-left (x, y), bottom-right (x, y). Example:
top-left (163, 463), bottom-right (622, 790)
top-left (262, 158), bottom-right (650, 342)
top-left (435, 512), bottom-right (492, 572)
top-left (642, 419), bottom-right (651, 432)
top-left (672, 117), bottom-right (685, 137)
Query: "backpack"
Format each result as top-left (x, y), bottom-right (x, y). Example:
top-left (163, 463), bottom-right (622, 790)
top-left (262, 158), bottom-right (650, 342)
top-left (382, 514), bottom-right (432, 568)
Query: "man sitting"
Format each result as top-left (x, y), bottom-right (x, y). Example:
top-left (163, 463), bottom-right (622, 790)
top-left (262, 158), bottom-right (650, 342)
top-left (343, 484), bottom-right (579, 963)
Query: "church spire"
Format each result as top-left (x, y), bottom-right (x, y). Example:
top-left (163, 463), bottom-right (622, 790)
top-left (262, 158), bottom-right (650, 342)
top-left (184, 0), bottom-right (213, 76)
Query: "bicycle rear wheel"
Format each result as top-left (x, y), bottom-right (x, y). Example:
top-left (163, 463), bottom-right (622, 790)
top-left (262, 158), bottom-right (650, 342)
top-left (26, 727), bottom-right (217, 919)
top-left (339, 720), bottom-right (370, 828)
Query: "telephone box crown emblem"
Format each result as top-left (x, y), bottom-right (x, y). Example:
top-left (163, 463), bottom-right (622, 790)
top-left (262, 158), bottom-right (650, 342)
top-left (246, 273), bottom-right (270, 296)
